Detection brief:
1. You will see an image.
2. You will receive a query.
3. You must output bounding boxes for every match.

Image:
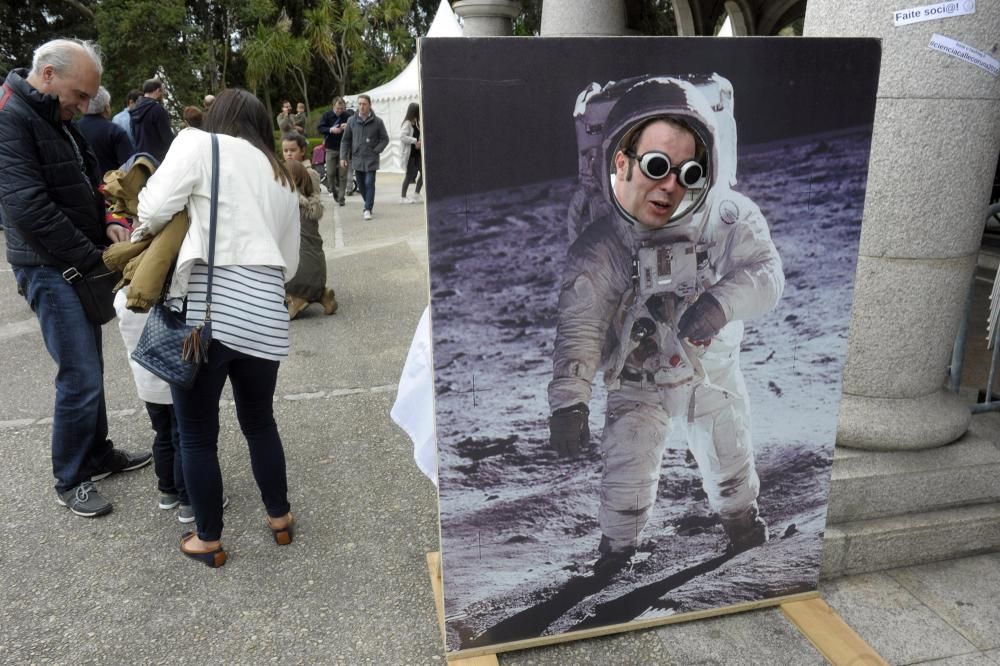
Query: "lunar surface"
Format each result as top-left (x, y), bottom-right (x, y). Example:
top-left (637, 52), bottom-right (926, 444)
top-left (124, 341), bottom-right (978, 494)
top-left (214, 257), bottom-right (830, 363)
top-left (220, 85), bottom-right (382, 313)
top-left (426, 127), bottom-right (871, 652)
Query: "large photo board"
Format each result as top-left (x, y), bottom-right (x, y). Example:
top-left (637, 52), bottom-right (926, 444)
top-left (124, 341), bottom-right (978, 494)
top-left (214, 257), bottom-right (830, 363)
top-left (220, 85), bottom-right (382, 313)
top-left (420, 37), bottom-right (881, 657)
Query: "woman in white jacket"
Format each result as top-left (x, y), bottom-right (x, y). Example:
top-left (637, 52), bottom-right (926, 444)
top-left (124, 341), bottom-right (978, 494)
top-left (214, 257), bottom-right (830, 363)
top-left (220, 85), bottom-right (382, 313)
top-left (399, 102), bottom-right (422, 204)
top-left (133, 88), bottom-right (300, 567)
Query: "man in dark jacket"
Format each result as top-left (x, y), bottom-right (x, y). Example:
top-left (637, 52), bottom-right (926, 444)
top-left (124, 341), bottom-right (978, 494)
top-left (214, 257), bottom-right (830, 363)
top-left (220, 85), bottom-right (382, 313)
top-left (129, 78), bottom-right (173, 162)
top-left (76, 85), bottom-right (134, 175)
top-left (0, 39), bottom-right (151, 518)
top-left (340, 94), bottom-right (388, 220)
top-left (316, 96), bottom-right (352, 205)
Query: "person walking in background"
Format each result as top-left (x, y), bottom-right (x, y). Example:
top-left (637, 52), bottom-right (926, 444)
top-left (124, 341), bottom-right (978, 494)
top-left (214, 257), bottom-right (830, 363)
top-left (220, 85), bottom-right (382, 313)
top-left (317, 96), bottom-right (352, 205)
top-left (281, 154), bottom-right (338, 319)
top-left (182, 106), bottom-right (203, 129)
top-left (130, 79), bottom-right (173, 162)
top-left (399, 102), bottom-right (423, 204)
top-left (112, 88), bottom-right (141, 143)
top-left (340, 94), bottom-right (388, 221)
top-left (76, 85), bottom-right (134, 175)
top-left (133, 88), bottom-right (300, 567)
top-left (0, 39), bottom-right (152, 518)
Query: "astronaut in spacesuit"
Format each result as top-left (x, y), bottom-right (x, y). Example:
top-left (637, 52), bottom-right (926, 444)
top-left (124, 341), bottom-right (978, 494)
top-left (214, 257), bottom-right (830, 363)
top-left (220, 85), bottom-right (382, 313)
top-left (547, 74), bottom-right (784, 569)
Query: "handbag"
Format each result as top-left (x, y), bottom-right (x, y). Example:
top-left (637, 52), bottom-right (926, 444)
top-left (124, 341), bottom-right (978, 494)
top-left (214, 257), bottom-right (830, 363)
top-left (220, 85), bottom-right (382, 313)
top-left (61, 263), bottom-right (120, 325)
top-left (131, 133), bottom-right (220, 390)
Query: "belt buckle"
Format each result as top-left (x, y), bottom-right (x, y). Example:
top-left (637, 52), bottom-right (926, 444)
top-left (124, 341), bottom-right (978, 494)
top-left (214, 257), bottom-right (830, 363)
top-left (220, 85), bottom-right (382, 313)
top-left (61, 267), bottom-right (82, 284)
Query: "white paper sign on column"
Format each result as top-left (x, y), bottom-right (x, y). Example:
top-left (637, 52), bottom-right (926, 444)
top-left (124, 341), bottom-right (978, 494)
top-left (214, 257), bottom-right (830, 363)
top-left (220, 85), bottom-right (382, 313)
top-left (927, 33), bottom-right (1000, 77)
top-left (893, 0), bottom-right (975, 26)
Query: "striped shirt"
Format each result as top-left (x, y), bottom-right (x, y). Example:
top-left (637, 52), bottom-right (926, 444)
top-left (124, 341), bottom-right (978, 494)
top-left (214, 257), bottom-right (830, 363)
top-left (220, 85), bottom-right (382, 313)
top-left (184, 263), bottom-right (290, 361)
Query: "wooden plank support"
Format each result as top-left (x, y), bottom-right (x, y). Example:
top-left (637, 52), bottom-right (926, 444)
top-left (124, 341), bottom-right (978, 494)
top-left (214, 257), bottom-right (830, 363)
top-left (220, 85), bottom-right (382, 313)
top-left (426, 552), bottom-right (500, 665)
top-left (781, 597), bottom-right (888, 666)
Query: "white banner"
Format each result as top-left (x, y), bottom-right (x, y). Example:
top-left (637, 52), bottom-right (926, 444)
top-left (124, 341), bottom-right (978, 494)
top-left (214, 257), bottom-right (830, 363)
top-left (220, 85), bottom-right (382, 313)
top-left (927, 33), bottom-right (1000, 77)
top-left (894, 0), bottom-right (975, 26)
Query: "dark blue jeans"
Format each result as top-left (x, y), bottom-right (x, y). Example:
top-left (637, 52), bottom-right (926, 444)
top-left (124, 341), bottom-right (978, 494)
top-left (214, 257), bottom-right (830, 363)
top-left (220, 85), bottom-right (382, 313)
top-left (146, 402), bottom-right (187, 504)
top-left (171, 341), bottom-right (290, 541)
top-left (14, 265), bottom-right (114, 492)
top-left (356, 169), bottom-right (377, 212)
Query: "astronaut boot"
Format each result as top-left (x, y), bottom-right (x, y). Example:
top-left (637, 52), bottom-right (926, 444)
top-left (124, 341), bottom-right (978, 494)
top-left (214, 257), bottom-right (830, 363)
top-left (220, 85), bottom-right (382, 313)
top-left (592, 535), bottom-right (636, 578)
top-left (720, 503), bottom-right (769, 555)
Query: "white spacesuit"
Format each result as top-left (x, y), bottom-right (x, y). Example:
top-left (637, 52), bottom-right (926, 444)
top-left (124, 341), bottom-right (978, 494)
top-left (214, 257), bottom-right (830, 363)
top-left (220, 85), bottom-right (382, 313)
top-left (548, 74), bottom-right (784, 562)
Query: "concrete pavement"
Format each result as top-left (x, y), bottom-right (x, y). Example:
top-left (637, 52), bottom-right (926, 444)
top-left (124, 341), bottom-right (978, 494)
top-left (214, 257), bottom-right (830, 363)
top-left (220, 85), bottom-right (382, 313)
top-left (1, 172), bottom-right (998, 664)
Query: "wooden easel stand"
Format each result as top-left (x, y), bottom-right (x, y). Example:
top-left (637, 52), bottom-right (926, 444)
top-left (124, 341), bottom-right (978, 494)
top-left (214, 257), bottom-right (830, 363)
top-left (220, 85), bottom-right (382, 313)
top-left (426, 552), bottom-right (886, 665)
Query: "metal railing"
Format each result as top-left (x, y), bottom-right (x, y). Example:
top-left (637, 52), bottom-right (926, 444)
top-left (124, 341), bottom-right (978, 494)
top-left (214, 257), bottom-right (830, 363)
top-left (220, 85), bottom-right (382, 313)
top-left (951, 202), bottom-right (1000, 413)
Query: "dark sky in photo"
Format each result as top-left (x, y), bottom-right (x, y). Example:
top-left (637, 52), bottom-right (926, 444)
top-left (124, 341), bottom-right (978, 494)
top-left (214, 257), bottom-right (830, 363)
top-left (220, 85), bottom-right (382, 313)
top-left (419, 37), bottom-right (881, 199)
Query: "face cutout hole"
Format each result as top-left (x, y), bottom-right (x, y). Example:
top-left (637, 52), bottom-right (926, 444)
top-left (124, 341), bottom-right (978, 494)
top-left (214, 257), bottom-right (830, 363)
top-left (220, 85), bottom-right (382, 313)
top-left (610, 117), bottom-right (709, 228)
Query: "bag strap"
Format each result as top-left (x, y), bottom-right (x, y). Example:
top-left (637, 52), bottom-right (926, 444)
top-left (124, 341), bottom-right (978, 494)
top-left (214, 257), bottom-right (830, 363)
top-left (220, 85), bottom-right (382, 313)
top-left (204, 133), bottom-right (220, 322)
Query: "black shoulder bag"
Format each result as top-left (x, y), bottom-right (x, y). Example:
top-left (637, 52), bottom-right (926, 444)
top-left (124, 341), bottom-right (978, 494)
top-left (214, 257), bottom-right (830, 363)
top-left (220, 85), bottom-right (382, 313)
top-left (131, 133), bottom-right (220, 390)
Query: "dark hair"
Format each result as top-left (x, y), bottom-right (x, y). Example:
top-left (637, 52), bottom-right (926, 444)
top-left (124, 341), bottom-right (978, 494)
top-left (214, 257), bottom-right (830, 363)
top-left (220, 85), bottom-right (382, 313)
top-left (142, 79), bottom-right (162, 94)
top-left (281, 99), bottom-right (291, 107)
top-left (332, 96), bottom-right (345, 107)
top-left (402, 102), bottom-right (419, 126)
top-left (358, 94), bottom-right (371, 105)
top-left (127, 89), bottom-right (142, 104)
top-left (203, 88), bottom-right (292, 189)
top-left (281, 131), bottom-right (308, 153)
top-left (284, 159), bottom-right (313, 197)
top-left (620, 116), bottom-right (704, 163)
top-left (182, 106), bottom-right (203, 128)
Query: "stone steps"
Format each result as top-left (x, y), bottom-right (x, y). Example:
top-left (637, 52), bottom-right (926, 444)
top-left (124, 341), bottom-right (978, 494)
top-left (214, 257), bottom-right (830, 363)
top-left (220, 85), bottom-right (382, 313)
top-left (822, 503), bottom-right (1000, 578)
top-left (821, 411), bottom-right (1000, 577)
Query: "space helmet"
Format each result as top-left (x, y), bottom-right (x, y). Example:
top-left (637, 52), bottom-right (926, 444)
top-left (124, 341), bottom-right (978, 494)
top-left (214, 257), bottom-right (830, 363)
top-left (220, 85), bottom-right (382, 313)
top-left (572, 73), bottom-right (739, 228)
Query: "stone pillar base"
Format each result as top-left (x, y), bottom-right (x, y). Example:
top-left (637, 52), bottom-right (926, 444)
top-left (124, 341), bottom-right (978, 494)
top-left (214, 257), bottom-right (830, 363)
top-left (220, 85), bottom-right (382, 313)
top-left (838, 389), bottom-right (972, 451)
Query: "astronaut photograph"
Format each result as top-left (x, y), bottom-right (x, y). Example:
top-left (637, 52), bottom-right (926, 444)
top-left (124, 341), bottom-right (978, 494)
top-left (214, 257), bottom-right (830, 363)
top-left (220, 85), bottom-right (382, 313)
top-left (419, 38), bottom-right (881, 655)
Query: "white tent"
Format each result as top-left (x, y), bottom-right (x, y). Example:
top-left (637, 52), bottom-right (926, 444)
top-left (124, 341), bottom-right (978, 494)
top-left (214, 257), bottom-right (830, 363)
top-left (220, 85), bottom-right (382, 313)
top-left (347, 0), bottom-right (463, 172)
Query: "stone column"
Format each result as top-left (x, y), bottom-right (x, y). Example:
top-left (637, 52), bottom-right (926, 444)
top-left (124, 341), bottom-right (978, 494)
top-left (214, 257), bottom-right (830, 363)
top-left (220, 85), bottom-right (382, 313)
top-left (540, 0), bottom-right (626, 36)
top-left (452, 0), bottom-right (521, 37)
top-left (805, 2), bottom-right (1000, 449)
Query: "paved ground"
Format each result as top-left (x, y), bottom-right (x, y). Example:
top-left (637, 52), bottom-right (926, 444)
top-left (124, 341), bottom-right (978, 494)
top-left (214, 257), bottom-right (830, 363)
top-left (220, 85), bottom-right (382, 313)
top-left (1, 172), bottom-right (998, 664)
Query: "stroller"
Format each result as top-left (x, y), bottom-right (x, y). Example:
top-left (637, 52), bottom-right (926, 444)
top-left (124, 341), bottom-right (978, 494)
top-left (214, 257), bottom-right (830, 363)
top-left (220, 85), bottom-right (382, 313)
top-left (311, 144), bottom-right (328, 190)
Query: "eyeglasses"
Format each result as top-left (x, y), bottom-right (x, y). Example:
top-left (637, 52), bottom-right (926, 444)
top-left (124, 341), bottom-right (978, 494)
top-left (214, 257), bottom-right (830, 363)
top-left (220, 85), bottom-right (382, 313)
top-left (625, 149), bottom-right (704, 188)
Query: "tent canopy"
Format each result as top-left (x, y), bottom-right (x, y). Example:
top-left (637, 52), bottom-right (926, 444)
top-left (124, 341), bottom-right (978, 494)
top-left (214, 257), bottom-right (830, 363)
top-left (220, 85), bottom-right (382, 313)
top-left (346, 0), bottom-right (463, 172)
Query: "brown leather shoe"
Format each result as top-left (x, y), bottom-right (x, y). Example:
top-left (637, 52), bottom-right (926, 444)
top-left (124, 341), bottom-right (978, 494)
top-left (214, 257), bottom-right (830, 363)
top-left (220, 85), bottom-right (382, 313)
top-left (287, 295), bottom-right (309, 320)
top-left (320, 288), bottom-right (338, 315)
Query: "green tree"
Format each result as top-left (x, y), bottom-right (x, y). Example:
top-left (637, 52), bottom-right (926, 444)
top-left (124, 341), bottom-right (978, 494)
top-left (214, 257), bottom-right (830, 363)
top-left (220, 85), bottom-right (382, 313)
top-left (243, 12), bottom-right (312, 117)
top-left (95, 0), bottom-right (205, 114)
top-left (303, 0), bottom-right (365, 99)
top-left (0, 1), bottom-right (97, 76)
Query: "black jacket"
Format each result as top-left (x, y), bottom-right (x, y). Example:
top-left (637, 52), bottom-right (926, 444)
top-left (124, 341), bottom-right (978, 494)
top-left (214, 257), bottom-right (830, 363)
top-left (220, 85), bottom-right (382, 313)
top-left (316, 109), bottom-right (353, 151)
top-left (129, 96), bottom-right (173, 162)
top-left (77, 114), bottom-right (135, 175)
top-left (0, 68), bottom-right (106, 271)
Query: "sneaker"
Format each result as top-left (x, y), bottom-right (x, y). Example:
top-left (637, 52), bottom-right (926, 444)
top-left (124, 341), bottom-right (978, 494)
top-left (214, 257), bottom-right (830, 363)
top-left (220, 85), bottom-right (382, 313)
top-left (90, 449), bottom-right (153, 481)
top-left (400, 197), bottom-right (414, 204)
top-left (158, 492), bottom-right (180, 510)
top-left (338, 199), bottom-right (345, 207)
top-left (411, 193), bottom-right (422, 202)
top-left (57, 481), bottom-right (112, 518)
top-left (363, 210), bottom-right (372, 220)
top-left (178, 495), bottom-right (230, 524)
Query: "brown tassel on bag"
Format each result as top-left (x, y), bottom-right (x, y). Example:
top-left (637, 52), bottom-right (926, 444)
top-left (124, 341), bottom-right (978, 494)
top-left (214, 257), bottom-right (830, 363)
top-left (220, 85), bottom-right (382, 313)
top-left (181, 326), bottom-right (208, 364)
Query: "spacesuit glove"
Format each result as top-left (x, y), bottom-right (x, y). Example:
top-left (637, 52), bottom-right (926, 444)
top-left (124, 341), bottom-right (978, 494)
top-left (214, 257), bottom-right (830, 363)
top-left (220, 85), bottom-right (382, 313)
top-left (549, 403), bottom-right (590, 458)
top-left (677, 291), bottom-right (727, 342)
